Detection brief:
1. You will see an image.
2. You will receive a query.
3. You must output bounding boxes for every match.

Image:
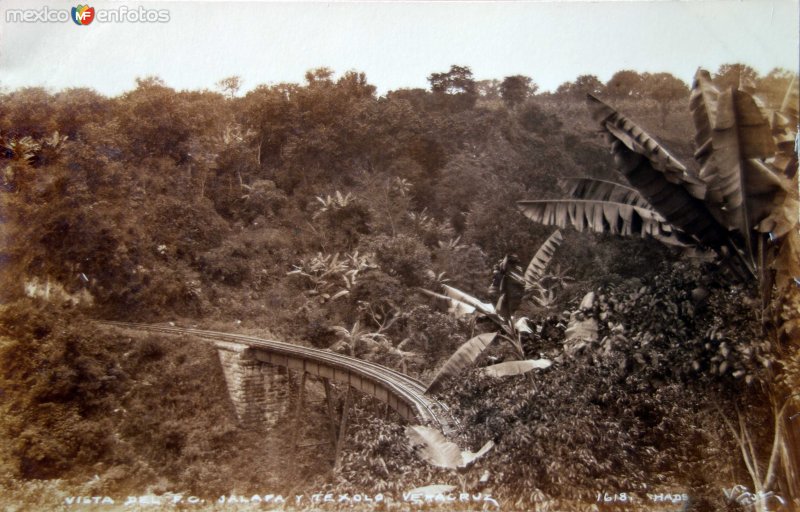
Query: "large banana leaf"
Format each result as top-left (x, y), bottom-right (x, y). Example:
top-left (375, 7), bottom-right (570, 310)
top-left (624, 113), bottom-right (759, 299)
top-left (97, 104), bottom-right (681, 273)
top-left (523, 230), bottom-right (563, 289)
top-left (773, 230), bottom-right (800, 290)
top-left (406, 425), bottom-right (494, 469)
top-left (461, 438), bottom-right (495, 467)
top-left (690, 69), bottom-right (784, 246)
top-left (441, 285), bottom-right (497, 317)
top-left (757, 191), bottom-right (800, 238)
top-left (419, 288), bottom-right (476, 318)
top-left (405, 426), bottom-right (463, 469)
top-left (566, 180), bottom-right (691, 246)
top-left (515, 316), bottom-right (533, 334)
top-left (564, 177), bottom-right (654, 209)
top-left (421, 284), bottom-right (506, 327)
top-left (589, 96), bottom-right (706, 197)
top-left (766, 76), bottom-right (798, 177)
top-left (426, 332), bottom-right (497, 394)
top-left (518, 199), bottom-right (671, 237)
top-left (744, 160), bottom-right (794, 236)
top-left (769, 115), bottom-right (798, 178)
top-left (587, 94), bottom-right (732, 253)
top-left (579, 291), bottom-right (596, 311)
top-left (564, 313), bottom-right (598, 344)
top-left (444, 284), bottom-right (507, 325)
top-left (481, 359), bottom-right (552, 378)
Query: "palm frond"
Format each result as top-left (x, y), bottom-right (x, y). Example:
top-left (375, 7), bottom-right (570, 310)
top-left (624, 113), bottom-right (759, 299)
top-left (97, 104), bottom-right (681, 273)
top-left (5, 136), bottom-right (40, 164)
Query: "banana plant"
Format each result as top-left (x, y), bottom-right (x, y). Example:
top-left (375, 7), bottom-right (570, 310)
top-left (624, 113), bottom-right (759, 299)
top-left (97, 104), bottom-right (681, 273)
top-left (288, 251), bottom-right (377, 301)
top-left (331, 319), bottom-right (419, 363)
top-left (421, 232), bottom-right (564, 393)
top-left (517, 68), bottom-right (800, 501)
top-left (3, 135), bottom-right (41, 164)
top-left (2, 132), bottom-right (70, 191)
top-left (331, 320), bottom-right (386, 357)
top-left (518, 68), bottom-right (799, 296)
top-left (421, 287), bottom-right (550, 394)
top-left (489, 230), bottom-right (571, 313)
top-left (312, 190), bottom-right (354, 219)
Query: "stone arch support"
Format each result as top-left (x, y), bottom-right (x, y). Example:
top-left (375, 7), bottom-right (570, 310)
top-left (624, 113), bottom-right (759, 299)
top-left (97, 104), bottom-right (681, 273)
top-left (216, 341), bottom-right (290, 429)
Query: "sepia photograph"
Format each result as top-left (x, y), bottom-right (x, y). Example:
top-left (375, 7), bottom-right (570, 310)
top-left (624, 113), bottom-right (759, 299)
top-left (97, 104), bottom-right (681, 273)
top-left (1, 1), bottom-right (798, 510)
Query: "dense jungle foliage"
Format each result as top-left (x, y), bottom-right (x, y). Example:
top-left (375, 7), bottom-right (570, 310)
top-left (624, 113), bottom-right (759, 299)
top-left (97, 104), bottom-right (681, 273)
top-left (0, 64), bottom-right (798, 510)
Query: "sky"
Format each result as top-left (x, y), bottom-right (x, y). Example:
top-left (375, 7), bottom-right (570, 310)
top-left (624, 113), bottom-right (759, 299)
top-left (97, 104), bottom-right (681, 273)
top-left (0, 0), bottom-right (798, 96)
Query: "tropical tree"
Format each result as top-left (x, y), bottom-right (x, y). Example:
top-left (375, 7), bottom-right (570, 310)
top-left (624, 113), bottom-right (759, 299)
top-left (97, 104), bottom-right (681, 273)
top-left (241, 82), bottom-right (297, 170)
top-left (114, 77), bottom-right (221, 162)
top-left (640, 72), bottom-right (689, 102)
top-left (428, 65), bottom-right (478, 110)
top-left (555, 74), bottom-right (604, 98)
top-left (639, 72), bottom-right (690, 126)
top-left (53, 87), bottom-right (111, 140)
top-left (605, 70), bottom-right (643, 99)
top-left (216, 75), bottom-right (242, 98)
top-left (336, 70), bottom-right (377, 99)
top-left (757, 68), bottom-right (799, 109)
top-left (499, 75), bottom-right (537, 107)
top-left (428, 65), bottom-right (476, 95)
top-left (475, 79), bottom-right (501, 100)
top-left (0, 87), bottom-right (57, 138)
top-left (714, 63), bottom-right (759, 91)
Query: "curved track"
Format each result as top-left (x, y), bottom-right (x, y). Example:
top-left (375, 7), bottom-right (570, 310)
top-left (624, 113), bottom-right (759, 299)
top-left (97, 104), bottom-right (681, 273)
top-left (98, 322), bottom-right (455, 433)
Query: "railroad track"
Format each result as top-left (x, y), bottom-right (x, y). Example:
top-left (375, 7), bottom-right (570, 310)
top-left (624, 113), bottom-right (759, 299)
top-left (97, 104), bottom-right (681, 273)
top-left (98, 321), bottom-right (456, 434)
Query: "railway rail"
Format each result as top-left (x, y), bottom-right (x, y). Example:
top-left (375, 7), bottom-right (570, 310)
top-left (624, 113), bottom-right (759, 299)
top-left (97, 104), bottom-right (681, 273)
top-left (98, 321), bottom-right (455, 433)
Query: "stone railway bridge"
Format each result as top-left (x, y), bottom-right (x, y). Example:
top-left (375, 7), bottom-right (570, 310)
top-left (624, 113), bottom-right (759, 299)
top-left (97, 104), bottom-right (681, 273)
top-left (100, 322), bottom-right (456, 444)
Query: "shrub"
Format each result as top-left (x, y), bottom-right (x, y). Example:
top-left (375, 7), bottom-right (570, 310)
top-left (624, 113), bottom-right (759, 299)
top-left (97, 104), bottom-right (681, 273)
top-left (314, 200), bottom-right (372, 251)
top-left (363, 234), bottom-right (431, 288)
top-left (517, 100), bottom-right (563, 135)
top-left (431, 243), bottom-right (490, 295)
top-left (198, 243), bottom-right (251, 286)
top-left (145, 195), bottom-right (229, 260)
top-left (237, 179), bottom-right (287, 223)
top-left (403, 305), bottom-right (469, 368)
top-left (347, 269), bottom-right (406, 322)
